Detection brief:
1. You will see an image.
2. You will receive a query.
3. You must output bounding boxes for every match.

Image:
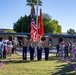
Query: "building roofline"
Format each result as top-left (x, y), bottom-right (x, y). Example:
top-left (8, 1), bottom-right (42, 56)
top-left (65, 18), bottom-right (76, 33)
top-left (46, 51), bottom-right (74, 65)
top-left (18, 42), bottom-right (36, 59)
top-left (0, 32), bottom-right (76, 38)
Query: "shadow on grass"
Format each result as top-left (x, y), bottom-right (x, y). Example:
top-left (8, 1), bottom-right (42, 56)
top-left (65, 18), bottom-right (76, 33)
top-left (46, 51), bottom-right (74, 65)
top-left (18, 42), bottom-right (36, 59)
top-left (2, 60), bottom-right (30, 64)
top-left (52, 64), bottom-right (75, 75)
top-left (2, 55), bottom-right (57, 64)
top-left (49, 56), bottom-right (61, 61)
top-left (48, 56), bottom-right (76, 75)
top-left (2, 58), bottom-right (39, 64)
top-left (50, 57), bottom-right (75, 75)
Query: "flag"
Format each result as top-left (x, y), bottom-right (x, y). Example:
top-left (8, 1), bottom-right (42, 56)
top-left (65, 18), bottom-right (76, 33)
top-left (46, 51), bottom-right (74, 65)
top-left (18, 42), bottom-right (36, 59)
top-left (31, 14), bottom-right (37, 41)
top-left (38, 9), bottom-right (44, 40)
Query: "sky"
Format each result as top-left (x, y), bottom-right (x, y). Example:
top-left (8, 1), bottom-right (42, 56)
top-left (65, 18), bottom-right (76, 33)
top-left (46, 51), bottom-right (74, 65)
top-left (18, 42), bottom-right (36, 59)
top-left (0, 0), bottom-right (76, 32)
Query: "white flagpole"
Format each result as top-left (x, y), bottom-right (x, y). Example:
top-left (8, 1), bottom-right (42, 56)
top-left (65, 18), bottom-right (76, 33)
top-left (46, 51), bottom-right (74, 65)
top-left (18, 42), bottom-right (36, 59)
top-left (36, 0), bottom-right (38, 38)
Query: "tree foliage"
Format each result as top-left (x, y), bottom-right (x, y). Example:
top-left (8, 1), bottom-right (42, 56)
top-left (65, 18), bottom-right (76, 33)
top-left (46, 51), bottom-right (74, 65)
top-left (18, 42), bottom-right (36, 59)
top-left (43, 13), bottom-right (62, 34)
top-left (13, 13), bottom-right (62, 34)
top-left (13, 0), bottom-right (62, 34)
top-left (67, 28), bottom-right (75, 35)
top-left (26, 0), bottom-right (42, 17)
top-left (26, 0), bottom-right (42, 7)
top-left (56, 25), bottom-right (62, 34)
top-left (13, 15), bottom-right (31, 32)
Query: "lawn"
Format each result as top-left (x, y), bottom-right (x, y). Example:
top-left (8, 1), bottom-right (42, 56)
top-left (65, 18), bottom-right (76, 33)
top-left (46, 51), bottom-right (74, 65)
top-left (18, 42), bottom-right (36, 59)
top-left (0, 54), bottom-right (76, 75)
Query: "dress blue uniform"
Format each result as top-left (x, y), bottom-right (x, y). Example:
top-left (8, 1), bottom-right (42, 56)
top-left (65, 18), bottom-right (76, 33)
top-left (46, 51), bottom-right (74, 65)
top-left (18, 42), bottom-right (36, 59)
top-left (37, 40), bottom-right (42, 60)
top-left (22, 37), bottom-right (29, 60)
top-left (44, 38), bottom-right (51, 60)
top-left (30, 39), bottom-right (35, 60)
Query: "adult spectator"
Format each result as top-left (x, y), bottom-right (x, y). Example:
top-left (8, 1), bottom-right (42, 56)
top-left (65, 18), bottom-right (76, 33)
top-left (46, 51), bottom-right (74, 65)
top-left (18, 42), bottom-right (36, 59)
top-left (56, 44), bottom-right (60, 57)
top-left (0, 37), bottom-right (4, 59)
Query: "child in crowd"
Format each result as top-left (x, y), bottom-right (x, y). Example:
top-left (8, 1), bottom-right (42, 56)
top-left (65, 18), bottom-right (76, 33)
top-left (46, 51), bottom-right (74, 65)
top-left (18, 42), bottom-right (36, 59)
top-left (3, 41), bottom-right (8, 59)
top-left (59, 42), bottom-right (64, 58)
top-left (71, 45), bottom-right (76, 60)
top-left (68, 43), bottom-right (72, 57)
top-left (64, 43), bottom-right (69, 59)
top-left (56, 44), bottom-right (60, 57)
top-left (7, 41), bottom-right (13, 56)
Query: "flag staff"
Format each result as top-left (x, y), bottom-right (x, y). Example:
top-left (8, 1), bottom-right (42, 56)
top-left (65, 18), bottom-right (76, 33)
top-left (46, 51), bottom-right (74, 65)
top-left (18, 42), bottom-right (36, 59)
top-left (36, 0), bottom-right (38, 38)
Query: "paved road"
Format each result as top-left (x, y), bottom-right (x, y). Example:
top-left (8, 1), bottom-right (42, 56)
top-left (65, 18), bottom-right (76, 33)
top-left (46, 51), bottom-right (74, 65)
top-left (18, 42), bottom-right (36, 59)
top-left (16, 49), bottom-right (57, 58)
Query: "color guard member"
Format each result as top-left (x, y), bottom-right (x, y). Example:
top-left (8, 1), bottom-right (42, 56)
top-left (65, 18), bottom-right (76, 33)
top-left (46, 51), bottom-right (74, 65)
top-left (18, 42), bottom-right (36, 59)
top-left (37, 39), bottom-right (42, 60)
top-left (30, 38), bottom-right (35, 60)
top-left (22, 36), bottom-right (29, 60)
top-left (44, 37), bottom-right (51, 60)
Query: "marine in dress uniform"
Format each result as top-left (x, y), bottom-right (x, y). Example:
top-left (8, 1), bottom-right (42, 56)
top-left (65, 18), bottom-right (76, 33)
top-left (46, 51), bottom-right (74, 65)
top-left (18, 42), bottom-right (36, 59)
top-left (37, 40), bottom-right (42, 60)
top-left (44, 37), bottom-right (51, 60)
top-left (29, 38), bottom-right (35, 60)
top-left (22, 36), bottom-right (29, 60)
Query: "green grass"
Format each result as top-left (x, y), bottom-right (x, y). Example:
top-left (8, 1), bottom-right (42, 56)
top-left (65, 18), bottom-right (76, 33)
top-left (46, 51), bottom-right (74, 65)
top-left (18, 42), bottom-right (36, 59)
top-left (0, 54), bottom-right (76, 75)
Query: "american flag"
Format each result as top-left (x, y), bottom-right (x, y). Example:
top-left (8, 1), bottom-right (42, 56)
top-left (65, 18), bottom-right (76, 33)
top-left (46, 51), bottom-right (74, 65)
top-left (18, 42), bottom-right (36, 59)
top-left (31, 15), bottom-right (37, 41)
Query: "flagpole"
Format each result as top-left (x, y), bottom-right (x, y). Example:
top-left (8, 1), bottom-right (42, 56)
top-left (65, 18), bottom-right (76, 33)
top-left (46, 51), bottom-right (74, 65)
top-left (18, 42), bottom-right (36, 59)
top-left (36, 0), bottom-right (38, 39)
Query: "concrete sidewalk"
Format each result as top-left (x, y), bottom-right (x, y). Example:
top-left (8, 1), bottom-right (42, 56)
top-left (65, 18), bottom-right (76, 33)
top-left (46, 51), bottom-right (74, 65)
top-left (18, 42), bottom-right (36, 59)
top-left (16, 49), bottom-right (57, 58)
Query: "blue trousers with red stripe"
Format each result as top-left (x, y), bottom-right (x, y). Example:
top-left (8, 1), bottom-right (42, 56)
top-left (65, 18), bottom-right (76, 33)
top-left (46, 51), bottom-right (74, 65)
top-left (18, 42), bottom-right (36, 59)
top-left (37, 47), bottom-right (42, 60)
top-left (44, 48), bottom-right (49, 60)
top-left (30, 46), bottom-right (34, 60)
top-left (23, 46), bottom-right (27, 60)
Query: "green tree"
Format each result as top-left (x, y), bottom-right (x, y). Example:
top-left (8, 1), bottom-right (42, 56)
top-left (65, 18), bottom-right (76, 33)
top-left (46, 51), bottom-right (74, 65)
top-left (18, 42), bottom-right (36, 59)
top-left (13, 15), bottom-right (31, 32)
top-left (26, 0), bottom-right (42, 6)
top-left (43, 13), bottom-right (52, 23)
top-left (50, 20), bottom-right (58, 34)
top-left (56, 25), bottom-right (62, 34)
top-left (43, 13), bottom-right (62, 34)
top-left (26, 0), bottom-right (42, 17)
top-left (43, 13), bottom-right (52, 33)
top-left (51, 20), bottom-right (62, 34)
top-left (13, 13), bottom-right (62, 34)
top-left (67, 28), bottom-right (75, 35)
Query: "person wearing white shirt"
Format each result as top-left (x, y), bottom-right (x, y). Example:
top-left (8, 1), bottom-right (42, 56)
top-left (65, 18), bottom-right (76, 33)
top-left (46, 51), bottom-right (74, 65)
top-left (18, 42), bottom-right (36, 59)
top-left (7, 41), bottom-right (13, 56)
